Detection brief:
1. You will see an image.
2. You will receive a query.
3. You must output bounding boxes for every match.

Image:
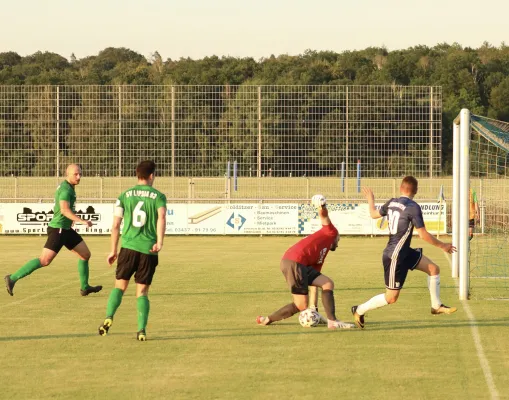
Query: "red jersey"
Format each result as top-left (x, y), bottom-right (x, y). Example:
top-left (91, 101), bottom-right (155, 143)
top-left (282, 224), bottom-right (338, 272)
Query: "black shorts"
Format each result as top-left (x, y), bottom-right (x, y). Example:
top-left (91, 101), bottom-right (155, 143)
top-left (116, 248), bottom-right (158, 285)
top-left (382, 248), bottom-right (422, 290)
top-left (44, 227), bottom-right (83, 253)
top-left (280, 259), bottom-right (321, 295)
top-left (469, 219), bottom-right (475, 229)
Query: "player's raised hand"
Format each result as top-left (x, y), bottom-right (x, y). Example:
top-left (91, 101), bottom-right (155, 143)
top-left (441, 243), bottom-right (457, 254)
top-left (311, 194), bottom-right (326, 209)
top-left (361, 187), bottom-right (374, 202)
top-left (107, 252), bottom-right (117, 266)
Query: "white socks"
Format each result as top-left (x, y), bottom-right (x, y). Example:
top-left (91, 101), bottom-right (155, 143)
top-left (356, 294), bottom-right (389, 316)
top-left (427, 274), bottom-right (441, 309)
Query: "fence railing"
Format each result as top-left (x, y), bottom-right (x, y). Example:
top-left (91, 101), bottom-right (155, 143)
top-left (0, 85), bottom-right (442, 184)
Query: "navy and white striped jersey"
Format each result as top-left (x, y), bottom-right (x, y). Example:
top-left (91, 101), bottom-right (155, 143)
top-left (379, 197), bottom-right (425, 259)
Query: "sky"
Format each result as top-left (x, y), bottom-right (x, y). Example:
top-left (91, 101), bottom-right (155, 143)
top-left (1, 0), bottom-right (508, 61)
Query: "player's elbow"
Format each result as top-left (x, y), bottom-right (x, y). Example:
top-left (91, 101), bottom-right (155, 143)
top-left (111, 220), bottom-right (122, 230)
top-left (61, 209), bottom-right (72, 219)
top-left (417, 229), bottom-right (429, 241)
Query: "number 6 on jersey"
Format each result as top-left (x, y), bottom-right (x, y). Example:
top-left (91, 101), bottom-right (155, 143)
top-left (133, 201), bottom-right (147, 227)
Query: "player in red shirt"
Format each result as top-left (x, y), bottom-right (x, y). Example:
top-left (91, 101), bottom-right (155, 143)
top-left (257, 195), bottom-right (355, 329)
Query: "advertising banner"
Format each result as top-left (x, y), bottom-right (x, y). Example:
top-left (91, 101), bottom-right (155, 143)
top-left (371, 202), bottom-right (447, 235)
top-left (0, 203), bottom-right (300, 235)
top-left (300, 202), bottom-right (447, 235)
top-left (0, 202), bottom-right (445, 235)
top-left (0, 203), bottom-right (114, 235)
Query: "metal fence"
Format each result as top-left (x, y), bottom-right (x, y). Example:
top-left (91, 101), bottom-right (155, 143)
top-left (0, 85), bottom-right (442, 200)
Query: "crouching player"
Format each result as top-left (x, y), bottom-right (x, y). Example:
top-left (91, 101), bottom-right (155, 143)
top-left (257, 195), bottom-right (354, 329)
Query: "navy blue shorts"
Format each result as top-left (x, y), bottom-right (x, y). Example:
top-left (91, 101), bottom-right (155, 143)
top-left (382, 248), bottom-right (422, 290)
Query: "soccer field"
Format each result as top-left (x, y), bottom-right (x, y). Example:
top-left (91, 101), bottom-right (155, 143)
top-left (0, 236), bottom-right (507, 400)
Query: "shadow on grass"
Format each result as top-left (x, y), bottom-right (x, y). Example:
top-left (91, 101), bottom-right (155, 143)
top-left (148, 318), bottom-right (509, 341)
top-left (2, 318), bottom-right (506, 343)
top-left (147, 287), bottom-right (386, 297)
top-left (0, 332), bottom-right (132, 342)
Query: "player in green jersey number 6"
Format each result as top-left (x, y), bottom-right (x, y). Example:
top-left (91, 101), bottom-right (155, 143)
top-left (98, 160), bottom-right (167, 341)
top-left (4, 164), bottom-right (102, 297)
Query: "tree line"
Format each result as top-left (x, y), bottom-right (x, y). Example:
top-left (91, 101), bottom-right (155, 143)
top-left (0, 43), bottom-right (508, 176)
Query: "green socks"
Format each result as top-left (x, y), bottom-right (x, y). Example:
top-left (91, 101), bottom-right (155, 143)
top-left (104, 291), bottom-right (150, 332)
top-left (106, 288), bottom-right (124, 318)
top-left (137, 296), bottom-right (150, 331)
top-left (10, 258), bottom-right (42, 282)
top-left (77, 259), bottom-right (90, 290)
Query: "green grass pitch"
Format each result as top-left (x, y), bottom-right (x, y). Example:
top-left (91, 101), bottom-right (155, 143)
top-left (0, 236), bottom-right (508, 399)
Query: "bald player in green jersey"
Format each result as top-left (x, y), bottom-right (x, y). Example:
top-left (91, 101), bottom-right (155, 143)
top-left (98, 160), bottom-right (166, 341)
top-left (4, 164), bottom-right (102, 298)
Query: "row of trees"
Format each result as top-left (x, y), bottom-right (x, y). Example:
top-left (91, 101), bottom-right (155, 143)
top-left (1, 43), bottom-right (509, 176)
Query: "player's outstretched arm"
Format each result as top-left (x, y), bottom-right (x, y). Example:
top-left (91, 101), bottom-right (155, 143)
top-left (311, 194), bottom-right (331, 225)
top-left (416, 227), bottom-right (456, 254)
top-left (362, 187), bottom-right (382, 219)
top-left (150, 206), bottom-right (166, 253)
top-left (60, 200), bottom-right (93, 227)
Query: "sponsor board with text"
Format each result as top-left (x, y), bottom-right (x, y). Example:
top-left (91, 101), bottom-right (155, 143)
top-left (0, 202), bottom-right (445, 235)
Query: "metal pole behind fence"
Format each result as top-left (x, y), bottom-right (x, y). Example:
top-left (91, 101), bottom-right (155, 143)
top-left (257, 86), bottom-right (262, 178)
top-left (234, 160), bottom-right (238, 191)
top-left (341, 161), bottom-right (345, 193)
top-left (118, 86), bottom-right (122, 178)
top-left (171, 86), bottom-right (175, 178)
top-left (171, 86), bottom-right (176, 197)
top-left (480, 178), bottom-right (484, 234)
top-left (430, 86), bottom-right (434, 178)
top-left (357, 159), bottom-right (361, 193)
top-left (56, 86), bottom-right (60, 178)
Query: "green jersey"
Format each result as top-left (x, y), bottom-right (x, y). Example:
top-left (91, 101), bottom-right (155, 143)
top-left (116, 185), bottom-right (167, 255)
top-left (49, 180), bottom-right (76, 229)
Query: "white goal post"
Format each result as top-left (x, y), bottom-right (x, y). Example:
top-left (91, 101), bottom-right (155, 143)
top-left (452, 108), bottom-right (470, 300)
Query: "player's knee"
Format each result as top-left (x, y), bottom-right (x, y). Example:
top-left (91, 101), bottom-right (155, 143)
top-left (81, 251), bottom-right (91, 261)
top-left (322, 280), bottom-right (334, 291)
top-left (385, 292), bottom-right (399, 304)
top-left (39, 258), bottom-right (52, 267)
top-left (294, 297), bottom-right (308, 311)
top-left (429, 264), bottom-right (440, 275)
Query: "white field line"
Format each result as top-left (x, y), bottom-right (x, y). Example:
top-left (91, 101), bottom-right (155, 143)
top-left (443, 253), bottom-right (499, 400)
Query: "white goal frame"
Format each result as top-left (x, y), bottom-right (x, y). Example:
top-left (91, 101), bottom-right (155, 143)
top-left (452, 108), bottom-right (470, 300)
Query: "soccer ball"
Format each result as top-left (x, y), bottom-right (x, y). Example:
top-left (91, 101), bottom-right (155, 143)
top-left (311, 194), bottom-right (326, 208)
top-left (299, 308), bottom-right (321, 328)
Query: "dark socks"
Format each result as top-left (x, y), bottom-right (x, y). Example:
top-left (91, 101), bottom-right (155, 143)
top-left (321, 289), bottom-right (337, 321)
top-left (267, 303), bottom-right (300, 323)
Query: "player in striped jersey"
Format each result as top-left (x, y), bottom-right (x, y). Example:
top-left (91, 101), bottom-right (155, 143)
top-left (351, 176), bottom-right (457, 329)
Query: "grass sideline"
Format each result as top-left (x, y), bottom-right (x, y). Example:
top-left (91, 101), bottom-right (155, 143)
top-left (0, 236), bottom-right (507, 400)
